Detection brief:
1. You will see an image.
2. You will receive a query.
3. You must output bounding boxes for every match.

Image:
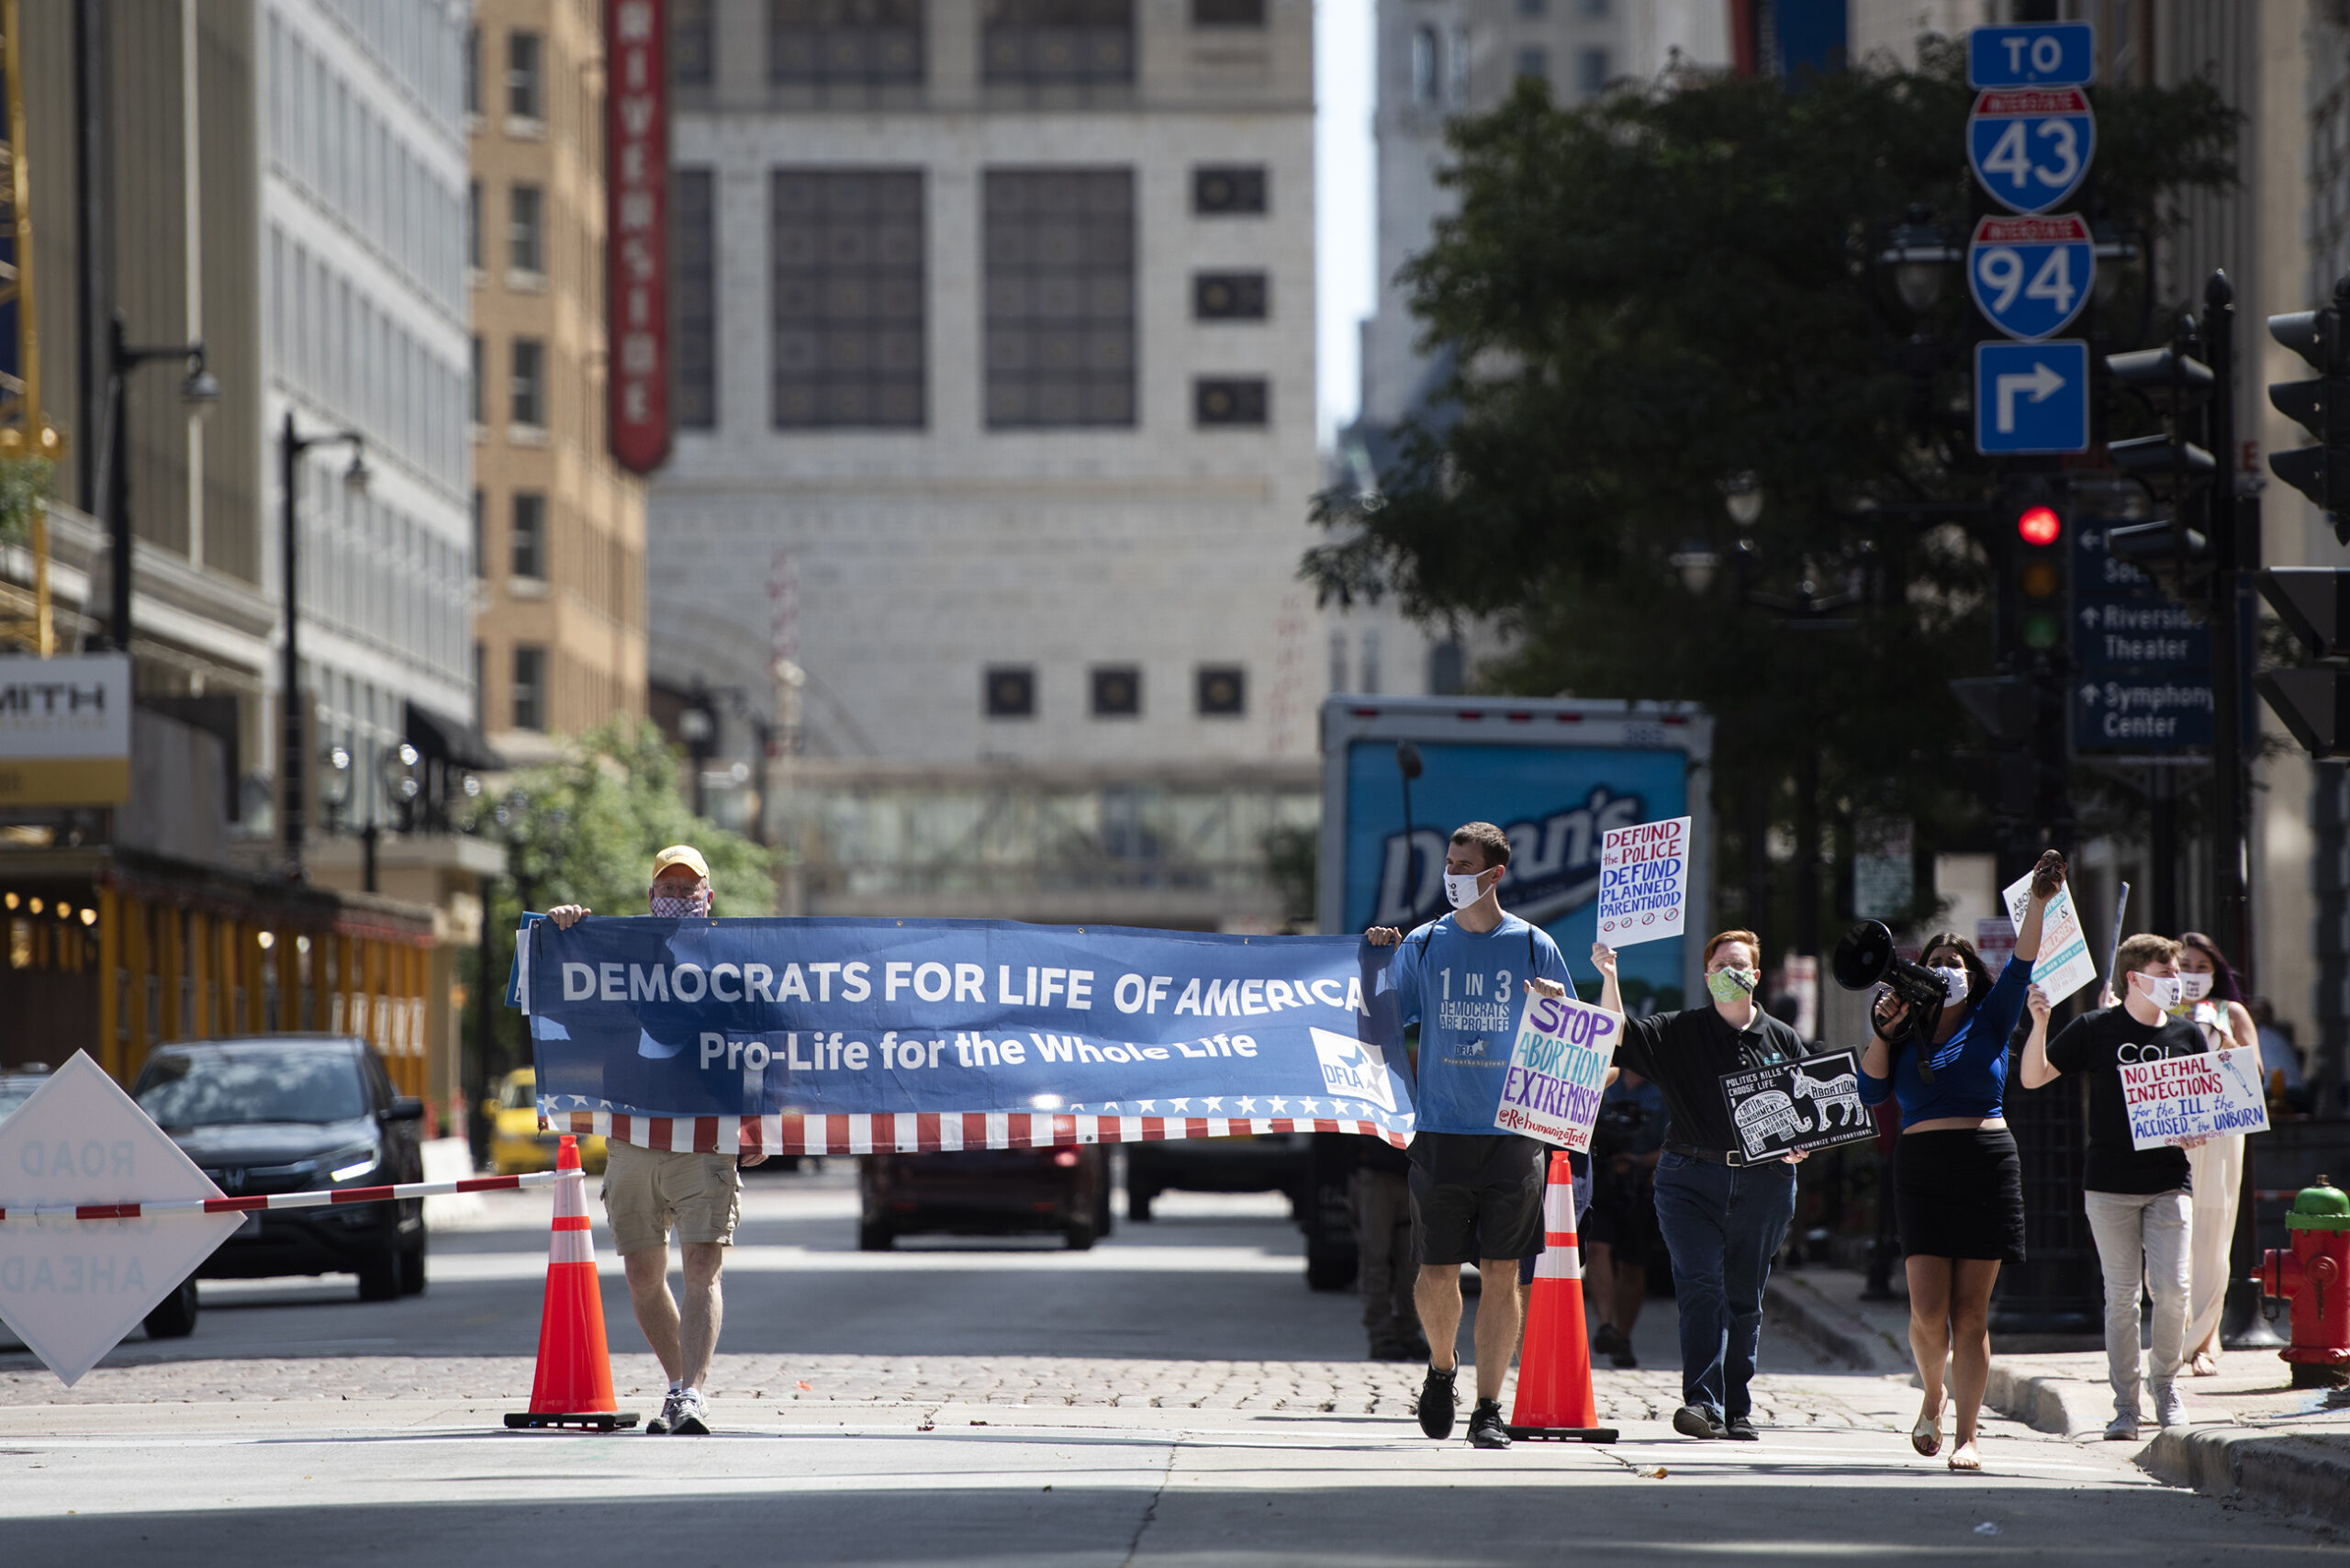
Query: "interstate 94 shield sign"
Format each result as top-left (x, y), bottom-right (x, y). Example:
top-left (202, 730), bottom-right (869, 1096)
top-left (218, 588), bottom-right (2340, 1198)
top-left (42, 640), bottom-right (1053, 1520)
top-left (1968, 213), bottom-right (2093, 341)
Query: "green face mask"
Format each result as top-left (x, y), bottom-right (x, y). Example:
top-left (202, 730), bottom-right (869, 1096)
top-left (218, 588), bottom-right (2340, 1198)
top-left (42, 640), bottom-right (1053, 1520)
top-left (1707, 968), bottom-right (1759, 1004)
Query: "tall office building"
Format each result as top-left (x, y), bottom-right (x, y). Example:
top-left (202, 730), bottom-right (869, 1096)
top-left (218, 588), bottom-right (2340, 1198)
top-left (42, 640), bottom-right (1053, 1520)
top-left (467, 0), bottom-right (650, 764)
top-left (648, 0), bottom-right (1326, 927)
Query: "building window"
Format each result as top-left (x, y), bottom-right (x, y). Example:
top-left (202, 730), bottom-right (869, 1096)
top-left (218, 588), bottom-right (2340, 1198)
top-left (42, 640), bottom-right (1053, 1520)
top-left (466, 180), bottom-right (481, 270)
top-left (1192, 0), bottom-right (1264, 24)
top-left (1517, 0), bottom-right (1546, 14)
top-left (771, 168), bottom-right (925, 429)
top-left (1580, 0), bottom-right (1608, 14)
top-left (1516, 47), bottom-right (1548, 81)
top-left (1193, 272), bottom-right (1268, 320)
top-left (472, 488), bottom-right (486, 577)
top-left (1091, 666), bottom-right (1141, 717)
top-left (1448, 24), bottom-right (1470, 105)
top-left (1427, 639), bottom-right (1464, 695)
top-left (770, 0), bottom-right (923, 84)
top-left (981, 0), bottom-right (1134, 87)
top-left (1411, 27), bottom-right (1438, 104)
top-left (1578, 47), bottom-right (1609, 95)
top-left (1194, 377), bottom-right (1268, 427)
top-left (673, 0), bottom-right (715, 85)
top-left (983, 168), bottom-right (1135, 429)
top-left (511, 493), bottom-right (547, 580)
top-left (512, 646), bottom-right (546, 731)
top-left (1196, 666), bottom-right (1246, 717)
top-left (1192, 165), bottom-right (1266, 215)
top-left (508, 30), bottom-right (543, 121)
top-left (984, 665), bottom-right (1035, 718)
top-left (509, 184), bottom-right (543, 275)
top-left (464, 27), bottom-right (479, 115)
top-left (470, 335), bottom-right (485, 423)
top-left (675, 167), bottom-right (718, 430)
top-left (511, 338), bottom-right (543, 426)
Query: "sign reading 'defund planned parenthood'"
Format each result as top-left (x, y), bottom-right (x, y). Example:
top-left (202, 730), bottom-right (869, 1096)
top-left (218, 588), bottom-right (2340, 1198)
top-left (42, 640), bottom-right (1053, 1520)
top-left (0, 653), bottom-right (131, 806)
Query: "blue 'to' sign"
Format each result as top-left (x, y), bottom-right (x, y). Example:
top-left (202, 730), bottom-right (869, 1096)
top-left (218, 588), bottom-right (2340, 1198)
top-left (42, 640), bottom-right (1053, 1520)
top-left (1968, 87), bottom-right (2095, 215)
top-left (1969, 24), bottom-right (2095, 89)
top-left (1967, 213), bottom-right (2094, 341)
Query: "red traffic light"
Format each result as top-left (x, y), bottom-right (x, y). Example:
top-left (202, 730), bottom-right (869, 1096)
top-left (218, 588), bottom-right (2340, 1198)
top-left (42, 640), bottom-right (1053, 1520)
top-left (2016, 504), bottom-right (2062, 547)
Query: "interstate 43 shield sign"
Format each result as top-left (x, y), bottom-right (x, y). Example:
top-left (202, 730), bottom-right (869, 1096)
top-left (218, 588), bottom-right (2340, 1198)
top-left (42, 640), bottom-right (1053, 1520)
top-left (1968, 86), bottom-right (2094, 214)
top-left (1968, 213), bottom-right (2094, 341)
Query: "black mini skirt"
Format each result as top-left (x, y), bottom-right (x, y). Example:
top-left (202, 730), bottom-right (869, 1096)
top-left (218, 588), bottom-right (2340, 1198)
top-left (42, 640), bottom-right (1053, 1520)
top-left (1893, 1126), bottom-right (2025, 1264)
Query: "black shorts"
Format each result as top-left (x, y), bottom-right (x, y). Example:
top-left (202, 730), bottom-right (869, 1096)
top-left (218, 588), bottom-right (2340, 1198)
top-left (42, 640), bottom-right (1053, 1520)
top-left (1583, 1170), bottom-right (1659, 1265)
top-left (1407, 1132), bottom-right (1546, 1266)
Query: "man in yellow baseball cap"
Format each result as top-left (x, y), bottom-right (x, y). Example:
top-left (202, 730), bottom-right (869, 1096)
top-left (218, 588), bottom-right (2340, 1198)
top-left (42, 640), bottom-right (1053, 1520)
top-left (545, 844), bottom-right (754, 1435)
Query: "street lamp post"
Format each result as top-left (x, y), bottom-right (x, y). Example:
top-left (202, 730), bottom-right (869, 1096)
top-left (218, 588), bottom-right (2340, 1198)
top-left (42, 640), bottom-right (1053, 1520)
top-left (279, 410), bottom-right (369, 880)
top-left (95, 312), bottom-right (218, 650)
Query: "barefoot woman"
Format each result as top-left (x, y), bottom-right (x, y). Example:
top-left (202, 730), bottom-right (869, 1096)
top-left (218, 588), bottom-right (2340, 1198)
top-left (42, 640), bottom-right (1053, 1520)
top-left (1856, 850), bottom-right (2065, 1472)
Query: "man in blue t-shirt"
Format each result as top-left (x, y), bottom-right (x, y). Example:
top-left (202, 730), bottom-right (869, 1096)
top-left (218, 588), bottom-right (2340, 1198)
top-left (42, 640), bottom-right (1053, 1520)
top-left (1367, 821), bottom-right (1573, 1450)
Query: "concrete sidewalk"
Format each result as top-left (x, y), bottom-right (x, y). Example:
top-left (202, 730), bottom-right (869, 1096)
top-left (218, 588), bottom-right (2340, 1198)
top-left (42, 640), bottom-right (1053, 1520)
top-left (1762, 1264), bottom-right (2350, 1530)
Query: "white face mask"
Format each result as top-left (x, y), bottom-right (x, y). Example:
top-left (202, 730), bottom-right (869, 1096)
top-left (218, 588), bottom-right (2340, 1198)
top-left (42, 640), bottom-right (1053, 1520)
top-left (2177, 971), bottom-right (2213, 1002)
top-left (2132, 971), bottom-right (2183, 1010)
top-left (1443, 870), bottom-right (1487, 911)
top-left (1931, 966), bottom-right (1970, 1006)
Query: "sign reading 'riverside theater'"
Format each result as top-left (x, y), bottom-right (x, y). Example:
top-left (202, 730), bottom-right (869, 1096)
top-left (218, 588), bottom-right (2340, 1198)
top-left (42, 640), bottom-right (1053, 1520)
top-left (520, 917), bottom-right (1420, 1150)
top-left (0, 652), bottom-right (131, 806)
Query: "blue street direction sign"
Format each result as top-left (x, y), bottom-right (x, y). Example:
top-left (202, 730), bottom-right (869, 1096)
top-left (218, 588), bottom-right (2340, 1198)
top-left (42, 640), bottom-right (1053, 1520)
top-left (1969, 23), bottom-right (2095, 89)
top-left (1975, 340), bottom-right (2088, 455)
top-left (2076, 596), bottom-right (2210, 672)
top-left (1968, 86), bottom-right (2095, 214)
top-left (1968, 213), bottom-right (2094, 341)
top-left (2071, 518), bottom-right (2218, 757)
top-left (2074, 675), bottom-right (2213, 752)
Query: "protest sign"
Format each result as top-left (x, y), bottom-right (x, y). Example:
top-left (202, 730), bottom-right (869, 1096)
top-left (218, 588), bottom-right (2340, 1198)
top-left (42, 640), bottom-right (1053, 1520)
top-left (2123, 1044), bottom-right (2271, 1149)
top-left (518, 917), bottom-right (1419, 1153)
top-left (2004, 867), bottom-right (2095, 1003)
top-left (1491, 991), bottom-right (1621, 1148)
top-left (1595, 815), bottom-right (1690, 947)
top-left (1717, 1049), bottom-right (1876, 1166)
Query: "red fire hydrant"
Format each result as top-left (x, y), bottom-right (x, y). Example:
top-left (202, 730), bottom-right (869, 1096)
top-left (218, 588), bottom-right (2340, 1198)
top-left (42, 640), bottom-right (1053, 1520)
top-left (2254, 1176), bottom-right (2350, 1389)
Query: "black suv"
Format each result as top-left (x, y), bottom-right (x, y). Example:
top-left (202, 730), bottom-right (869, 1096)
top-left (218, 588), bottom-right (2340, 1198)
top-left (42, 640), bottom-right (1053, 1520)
top-left (133, 1036), bottom-right (427, 1301)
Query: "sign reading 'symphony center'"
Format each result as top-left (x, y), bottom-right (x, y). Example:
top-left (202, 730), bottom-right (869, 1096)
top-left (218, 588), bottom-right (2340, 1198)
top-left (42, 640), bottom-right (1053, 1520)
top-left (0, 653), bottom-right (131, 806)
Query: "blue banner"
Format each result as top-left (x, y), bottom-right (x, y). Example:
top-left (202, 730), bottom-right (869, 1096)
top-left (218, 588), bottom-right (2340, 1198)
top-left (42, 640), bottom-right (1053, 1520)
top-left (520, 918), bottom-right (1417, 1150)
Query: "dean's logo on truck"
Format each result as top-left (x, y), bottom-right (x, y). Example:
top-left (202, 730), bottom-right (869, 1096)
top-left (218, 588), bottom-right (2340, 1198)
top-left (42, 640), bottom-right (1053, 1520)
top-left (1372, 787), bottom-right (1645, 929)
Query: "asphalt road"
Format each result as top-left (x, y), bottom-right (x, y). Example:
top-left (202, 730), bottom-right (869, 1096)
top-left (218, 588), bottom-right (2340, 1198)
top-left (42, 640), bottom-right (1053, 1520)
top-left (2, 1163), bottom-right (2338, 1564)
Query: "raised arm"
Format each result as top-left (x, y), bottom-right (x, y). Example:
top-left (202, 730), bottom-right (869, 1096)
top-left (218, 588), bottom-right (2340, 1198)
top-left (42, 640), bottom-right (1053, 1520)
top-left (2017, 985), bottom-right (2059, 1089)
top-left (1592, 942), bottom-right (1623, 1014)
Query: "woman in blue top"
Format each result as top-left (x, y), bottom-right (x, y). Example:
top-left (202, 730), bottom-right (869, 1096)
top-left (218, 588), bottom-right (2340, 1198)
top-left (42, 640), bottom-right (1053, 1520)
top-left (1858, 850), bottom-right (2064, 1473)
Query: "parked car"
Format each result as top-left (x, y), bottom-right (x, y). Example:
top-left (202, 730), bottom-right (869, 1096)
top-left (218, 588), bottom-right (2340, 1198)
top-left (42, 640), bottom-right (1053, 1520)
top-left (482, 1068), bottom-right (607, 1175)
top-left (858, 1146), bottom-right (1111, 1251)
top-left (132, 1035), bottom-right (427, 1302)
top-left (1124, 1130), bottom-right (1311, 1222)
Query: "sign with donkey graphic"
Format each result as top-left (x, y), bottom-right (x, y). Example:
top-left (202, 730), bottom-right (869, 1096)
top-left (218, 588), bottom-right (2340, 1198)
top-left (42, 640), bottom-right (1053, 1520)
top-left (1717, 1049), bottom-right (1878, 1166)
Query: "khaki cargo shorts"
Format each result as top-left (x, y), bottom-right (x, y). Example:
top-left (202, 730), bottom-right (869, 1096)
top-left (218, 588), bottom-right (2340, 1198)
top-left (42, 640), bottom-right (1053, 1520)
top-left (599, 1140), bottom-right (743, 1256)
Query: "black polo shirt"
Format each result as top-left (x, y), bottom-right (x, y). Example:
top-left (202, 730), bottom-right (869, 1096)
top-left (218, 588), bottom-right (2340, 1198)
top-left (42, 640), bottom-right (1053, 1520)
top-left (1615, 1002), bottom-right (1813, 1155)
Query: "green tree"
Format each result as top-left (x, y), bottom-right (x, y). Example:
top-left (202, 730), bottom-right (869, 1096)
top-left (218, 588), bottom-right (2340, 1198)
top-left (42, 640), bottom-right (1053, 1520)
top-left (476, 717), bottom-right (776, 1073)
top-left (1308, 43), bottom-right (2234, 948)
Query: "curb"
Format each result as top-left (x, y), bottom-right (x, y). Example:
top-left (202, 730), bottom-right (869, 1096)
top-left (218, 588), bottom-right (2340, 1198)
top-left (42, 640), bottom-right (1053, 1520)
top-left (2139, 1424), bottom-right (2350, 1531)
top-left (1762, 1274), bottom-right (1909, 1374)
top-left (1982, 1362), bottom-right (2109, 1438)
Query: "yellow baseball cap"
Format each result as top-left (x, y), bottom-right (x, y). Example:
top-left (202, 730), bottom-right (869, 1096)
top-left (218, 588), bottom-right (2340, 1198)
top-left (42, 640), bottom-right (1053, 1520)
top-left (651, 844), bottom-right (711, 881)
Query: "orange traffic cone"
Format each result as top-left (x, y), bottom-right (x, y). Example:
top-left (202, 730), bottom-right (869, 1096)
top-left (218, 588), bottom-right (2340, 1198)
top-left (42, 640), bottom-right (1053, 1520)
top-left (505, 1136), bottom-right (639, 1431)
top-left (1507, 1150), bottom-right (1617, 1442)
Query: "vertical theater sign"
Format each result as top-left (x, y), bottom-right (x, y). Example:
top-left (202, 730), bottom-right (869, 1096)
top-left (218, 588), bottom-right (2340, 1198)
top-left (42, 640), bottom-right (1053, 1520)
top-left (608, 0), bottom-right (669, 474)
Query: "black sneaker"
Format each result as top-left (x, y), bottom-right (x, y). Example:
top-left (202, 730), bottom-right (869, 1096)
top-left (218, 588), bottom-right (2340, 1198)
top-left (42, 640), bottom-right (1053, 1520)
top-left (1724, 1414), bottom-right (1760, 1441)
top-left (1591, 1324), bottom-right (1624, 1357)
top-left (1469, 1399), bottom-right (1513, 1449)
top-left (1610, 1343), bottom-right (1639, 1370)
top-left (1672, 1404), bottom-right (1726, 1439)
top-left (1416, 1366), bottom-right (1459, 1439)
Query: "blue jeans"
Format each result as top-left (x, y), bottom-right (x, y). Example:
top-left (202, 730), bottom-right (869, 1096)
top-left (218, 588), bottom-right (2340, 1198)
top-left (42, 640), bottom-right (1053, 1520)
top-left (1651, 1152), bottom-right (1796, 1421)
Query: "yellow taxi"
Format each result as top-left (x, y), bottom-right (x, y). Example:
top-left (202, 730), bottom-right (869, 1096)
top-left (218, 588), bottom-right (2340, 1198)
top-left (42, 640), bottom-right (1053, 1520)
top-left (484, 1068), bottom-right (607, 1174)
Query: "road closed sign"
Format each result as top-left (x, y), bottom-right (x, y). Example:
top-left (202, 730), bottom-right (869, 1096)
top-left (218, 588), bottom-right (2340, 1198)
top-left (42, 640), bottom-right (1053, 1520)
top-left (0, 1053), bottom-right (240, 1384)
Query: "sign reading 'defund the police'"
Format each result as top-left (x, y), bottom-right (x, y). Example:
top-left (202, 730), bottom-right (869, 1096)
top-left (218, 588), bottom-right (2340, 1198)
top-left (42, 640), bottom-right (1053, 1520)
top-left (0, 1053), bottom-right (241, 1385)
top-left (1975, 340), bottom-right (2088, 454)
top-left (1595, 815), bottom-right (1689, 948)
top-left (523, 918), bottom-right (1418, 1137)
top-left (1969, 23), bottom-right (2095, 90)
top-left (1968, 86), bottom-right (2095, 214)
top-left (1969, 213), bottom-right (2094, 341)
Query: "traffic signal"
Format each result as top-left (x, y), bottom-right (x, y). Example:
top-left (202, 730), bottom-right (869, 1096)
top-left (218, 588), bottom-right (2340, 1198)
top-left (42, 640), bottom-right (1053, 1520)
top-left (2103, 336), bottom-right (2217, 601)
top-left (2268, 276), bottom-right (2350, 542)
top-left (2255, 568), bottom-right (2350, 756)
top-left (2006, 492), bottom-right (2069, 654)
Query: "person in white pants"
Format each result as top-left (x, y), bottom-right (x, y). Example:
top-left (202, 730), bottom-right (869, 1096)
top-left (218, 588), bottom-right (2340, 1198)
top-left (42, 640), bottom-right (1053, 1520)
top-left (2020, 934), bottom-right (2210, 1439)
top-left (2173, 933), bottom-right (2258, 1376)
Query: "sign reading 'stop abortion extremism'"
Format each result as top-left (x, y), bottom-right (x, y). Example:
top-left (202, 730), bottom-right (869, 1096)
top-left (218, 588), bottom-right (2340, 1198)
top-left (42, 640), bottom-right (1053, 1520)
top-left (521, 918), bottom-right (1417, 1149)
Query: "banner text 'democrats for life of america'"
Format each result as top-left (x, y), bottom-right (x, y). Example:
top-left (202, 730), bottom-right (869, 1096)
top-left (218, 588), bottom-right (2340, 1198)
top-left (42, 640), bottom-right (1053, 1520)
top-left (520, 918), bottom-right (1416, 1137)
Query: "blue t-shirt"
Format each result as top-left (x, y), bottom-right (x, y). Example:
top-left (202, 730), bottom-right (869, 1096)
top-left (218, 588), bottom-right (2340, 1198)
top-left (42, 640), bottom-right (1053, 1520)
top-left (1857, 954), bottom-right (2034, 1128)
top-left (1381, 913), bottom-right (1572, 1136)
